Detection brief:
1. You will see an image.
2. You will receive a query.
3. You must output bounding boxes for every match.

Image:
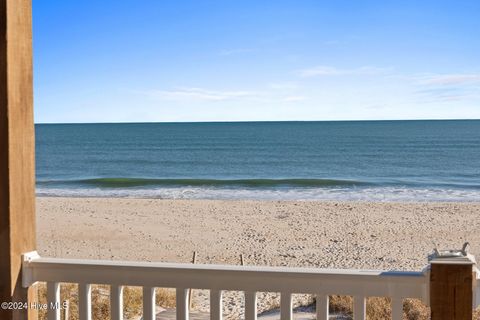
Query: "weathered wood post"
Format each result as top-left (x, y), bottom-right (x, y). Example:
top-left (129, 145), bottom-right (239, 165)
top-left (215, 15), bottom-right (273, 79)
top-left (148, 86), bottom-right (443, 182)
top-left (0, 0), bottom-right (36, 320)
top-left (429, 247), bottom-right (476, 320)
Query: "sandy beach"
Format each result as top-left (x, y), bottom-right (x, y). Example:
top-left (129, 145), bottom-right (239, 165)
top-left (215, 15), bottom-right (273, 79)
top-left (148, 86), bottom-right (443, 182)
top-left (37, 197), bottom-right (480, 269)
top-left (36, 197), bottom-right (480, 318)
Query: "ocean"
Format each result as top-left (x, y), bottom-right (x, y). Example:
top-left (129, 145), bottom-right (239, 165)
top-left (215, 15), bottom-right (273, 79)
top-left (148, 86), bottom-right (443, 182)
top-left (36, 120), bottom-right (480, 201)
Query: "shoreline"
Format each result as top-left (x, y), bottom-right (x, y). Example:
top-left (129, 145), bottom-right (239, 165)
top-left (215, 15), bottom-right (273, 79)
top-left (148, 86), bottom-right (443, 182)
top-left (36, 193), bottom-right (480, 201)
top-left (36, 194), bottom-right (480, 203)
top-left (35, 190), bottom-right (480, 202)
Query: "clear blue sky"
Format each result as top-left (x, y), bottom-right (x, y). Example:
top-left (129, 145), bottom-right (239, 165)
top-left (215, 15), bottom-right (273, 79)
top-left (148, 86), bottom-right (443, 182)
top-left (33, 1), bottom-right (480, 123)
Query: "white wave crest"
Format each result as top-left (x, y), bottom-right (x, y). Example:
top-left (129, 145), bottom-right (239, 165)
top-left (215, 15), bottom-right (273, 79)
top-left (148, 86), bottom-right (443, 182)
top-left (36, 186), bottom-right (480, 202)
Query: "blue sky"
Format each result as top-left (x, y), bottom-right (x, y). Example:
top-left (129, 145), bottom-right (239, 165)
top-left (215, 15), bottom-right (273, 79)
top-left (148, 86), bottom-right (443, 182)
top-left (33, 1), bottom-right (480, 123)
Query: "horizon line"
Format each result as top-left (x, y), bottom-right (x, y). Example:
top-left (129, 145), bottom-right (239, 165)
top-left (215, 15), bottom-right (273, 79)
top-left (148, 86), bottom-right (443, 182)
top-left (34, 118), bottom-right (480, 125)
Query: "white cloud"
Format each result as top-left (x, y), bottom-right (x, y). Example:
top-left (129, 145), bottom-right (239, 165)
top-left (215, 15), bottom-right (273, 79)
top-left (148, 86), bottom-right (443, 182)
top-left (268, 82), bottom-right (299, 90)
top-left (283, 96), bottom-right (306, 102)
top-left (147, 87), bottom-right (255, 102)
top-left (299, 65), bottom-right (392, 77)
top-left (299, 66), bottom-right (342, 77)
top-left (143, 85), bottom-right (309, 104)
top-left (415, 88), bottom-right (468, 102)
top-left (415, 73), bottom-right (480, 86)
top-left (219, 48), bottom-right (254, 56)
top-left (412, 73), bottom-right (480, 103)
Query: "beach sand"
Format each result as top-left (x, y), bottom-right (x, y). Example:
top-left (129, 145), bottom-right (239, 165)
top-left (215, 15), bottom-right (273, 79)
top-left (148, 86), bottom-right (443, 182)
top-left (36, 197), bottom-right (480, 318)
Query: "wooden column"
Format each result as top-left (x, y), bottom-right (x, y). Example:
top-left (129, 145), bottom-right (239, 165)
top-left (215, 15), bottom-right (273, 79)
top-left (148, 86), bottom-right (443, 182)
top-left (0, 0), bottom-right (36, 320)
top-left (430, 259), bottom-right (475, 320)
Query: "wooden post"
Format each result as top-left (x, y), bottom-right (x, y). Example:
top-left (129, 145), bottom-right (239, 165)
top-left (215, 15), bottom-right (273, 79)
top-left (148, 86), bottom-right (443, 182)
top-left (0, 1), bottom-right (36, 320)
top-left (430, 255), bottom-right (476, 320)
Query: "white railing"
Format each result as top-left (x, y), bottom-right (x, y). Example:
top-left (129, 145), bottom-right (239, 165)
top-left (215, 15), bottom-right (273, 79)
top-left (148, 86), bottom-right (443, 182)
top-left (22, 251), bottom-right (430, 320)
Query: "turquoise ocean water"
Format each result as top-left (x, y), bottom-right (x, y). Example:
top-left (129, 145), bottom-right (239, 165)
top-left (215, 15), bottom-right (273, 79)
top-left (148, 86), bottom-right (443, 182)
top-left (36, 120), bottom-right (480, 201)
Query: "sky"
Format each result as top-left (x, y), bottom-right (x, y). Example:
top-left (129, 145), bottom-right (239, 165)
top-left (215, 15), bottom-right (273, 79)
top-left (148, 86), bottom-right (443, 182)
top-left (33, 0), bottom-right (480, 123)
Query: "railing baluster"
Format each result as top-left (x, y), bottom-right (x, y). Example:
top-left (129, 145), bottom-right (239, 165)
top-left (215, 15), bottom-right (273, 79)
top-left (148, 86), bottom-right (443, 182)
top-left (210, 290), bottom-right (222, 320)
top-left (244, 291), bottom-right (257, 320)
top-left (280, 292), bottom-right (292, 320)
top-left (79, 283), bottom-right (92, 320)
top-left (63, 300), bottom-right (70, 320)
top-left (315, 294), bottom-right (329, 320)
top-left (110, 285), bottom-right (123, 320)
top-left (143, 287), bottom-right (155, 320)
top-left (176, 288), bottom-right (190, 320)
top-left (353, 296), bottom-right (366, 320)
top-left (47, 282), bottom-right (60, 320)
top-left (391, 298), bottom-right (403, 320)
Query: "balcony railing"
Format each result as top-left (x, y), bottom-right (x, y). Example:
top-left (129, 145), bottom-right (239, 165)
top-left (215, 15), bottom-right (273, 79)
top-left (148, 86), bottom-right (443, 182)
top-left (21, 251), bottom-right (443, 320)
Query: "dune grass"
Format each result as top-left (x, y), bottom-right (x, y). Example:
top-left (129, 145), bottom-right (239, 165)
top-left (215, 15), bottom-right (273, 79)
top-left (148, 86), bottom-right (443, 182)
top-left (36, 283), bottom-right (176, 320)
top-left (36, 284), bottom-right (479, 319)
top-left (327, 295), bottom-right (430, 319)
top-left (327, 295), bottom-right (480, 320)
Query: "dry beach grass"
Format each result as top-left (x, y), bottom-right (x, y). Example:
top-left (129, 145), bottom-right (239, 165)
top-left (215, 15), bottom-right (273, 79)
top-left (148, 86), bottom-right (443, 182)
top-left (36, 287), bottom-right (479, 320)
top-left (37, 284), bottom-right (176, 320)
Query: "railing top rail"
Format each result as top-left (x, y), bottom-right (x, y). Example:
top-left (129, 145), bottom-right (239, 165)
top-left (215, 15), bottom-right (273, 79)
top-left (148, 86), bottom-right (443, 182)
top-left (22, 251), bottom-right (429, 301)
top-left (25, 253), bottom-right (425, 277)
